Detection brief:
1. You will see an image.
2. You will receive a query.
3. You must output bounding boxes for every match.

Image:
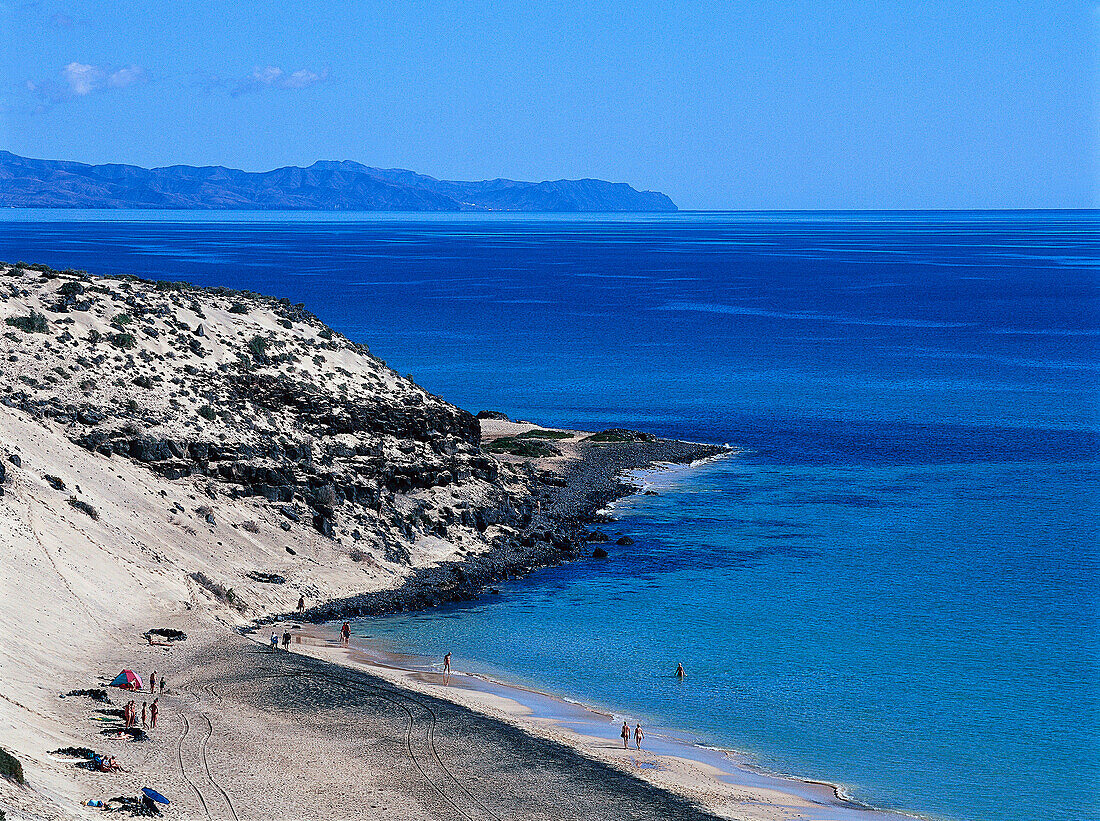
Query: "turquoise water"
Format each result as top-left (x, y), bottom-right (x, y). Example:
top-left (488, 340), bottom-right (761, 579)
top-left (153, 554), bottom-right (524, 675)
top-left (2, 211), bottom-right (1097, 821)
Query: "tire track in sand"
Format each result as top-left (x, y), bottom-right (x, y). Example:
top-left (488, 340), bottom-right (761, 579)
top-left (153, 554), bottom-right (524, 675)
top-left (177, 712), bottom-right (212, 821)
top-left (250, 668), bottom-right (503, 821)
top-left (195, 683), bottom-right (240, 821)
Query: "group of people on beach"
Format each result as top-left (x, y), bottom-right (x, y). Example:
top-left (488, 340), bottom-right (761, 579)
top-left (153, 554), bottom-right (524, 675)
top-left (615, 664), bottom-right (683, 751)
top-left (266, 596), bottom-right (311, 652)
top-left (123, 698), bottom-right (158, 730)
top-left (122, 670), bottom-right (165, 730)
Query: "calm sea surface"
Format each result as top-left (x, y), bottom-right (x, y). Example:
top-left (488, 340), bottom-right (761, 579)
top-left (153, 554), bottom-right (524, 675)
top-left (2, 211), bottom-right (1097, 821)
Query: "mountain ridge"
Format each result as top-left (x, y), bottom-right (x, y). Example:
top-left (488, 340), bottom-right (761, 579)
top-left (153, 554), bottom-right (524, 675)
top-left (0, 151), bottom-right (677, 212)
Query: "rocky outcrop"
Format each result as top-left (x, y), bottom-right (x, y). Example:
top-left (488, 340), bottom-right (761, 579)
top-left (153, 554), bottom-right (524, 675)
top-left (0, 262), bottom-right (728, 619)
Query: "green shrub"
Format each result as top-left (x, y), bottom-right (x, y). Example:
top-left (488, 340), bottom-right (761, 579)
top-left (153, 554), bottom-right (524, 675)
top-left (67, 496), bottom-right (99, 520)
top-left (5, 310), bottom-right (48, 333)
top-left (318, 328), bottom-right (333, 340)
top-left (484, 437), bottom-right (561, 458)
top-left (516, 429), bottom-right (573, 440)
top-left (585, 429), bottom-right (658, 443)
top-left (110, 313), bottom-right (132, 329)
top-left (189, 571), bottom-right (243, 610)
top-left (109, 332), bottom-right (136, 350)
top-left (58, 281), bottom-right (85, 297)
top-left (0, 746), bottom-right (24, 783)
top-left (198, 405), bottom-right (216, 421)
top-left (228, 302), bottom-right (249, 314)
top-left (247, 335), bottom-right (268, 360)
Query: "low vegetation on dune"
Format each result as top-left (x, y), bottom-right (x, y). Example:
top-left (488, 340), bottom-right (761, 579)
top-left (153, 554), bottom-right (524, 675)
top-left (0, 747), bottom-right (24, 784)
top-left (484, 436), bottom-right (563, 458)
top-left (515, 429), bottom-right (573, 440)
top-left (585, 429), bottom-right (658, 443)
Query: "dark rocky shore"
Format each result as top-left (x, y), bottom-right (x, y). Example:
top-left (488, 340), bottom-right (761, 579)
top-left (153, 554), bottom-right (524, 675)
top-left (298, 436), bottom-right (728, 622)
top-left (0, 262), bottom-right (728, 625)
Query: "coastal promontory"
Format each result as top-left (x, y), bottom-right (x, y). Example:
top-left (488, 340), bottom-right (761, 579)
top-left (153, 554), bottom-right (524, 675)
top-left (0, 152), bottom-right (678, 212)
top-left (0, 261), bottom-right (738, 821)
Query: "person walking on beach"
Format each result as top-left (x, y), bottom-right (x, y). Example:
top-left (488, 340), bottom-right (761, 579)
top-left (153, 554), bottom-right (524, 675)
top-left (634, 723), bottom-right (644, 750)
top-left (270, 630), bottom-right (278, 649)
top-left (160, 676), bottom-right (167, 693)
top-left (620, 721), bottom-right (631, 749)
top-left (149, 671), bottom-right (156, 693)
top-left (443, 652), bottom-right (451, 675)
top-left (297, 595), bottom-right (305, 615)
top-left (341, 622), bottom-right (351, 646)
top-left (150, 698), bottom-right (158, 729)
top-left (676, 662), bottom-right (686, 680)
top-left (141, 702), bottom-right (148, 728)
top-left (282, 630), bottom-right (292, 651)
top-left (123, 701), bottom-right (132, 728)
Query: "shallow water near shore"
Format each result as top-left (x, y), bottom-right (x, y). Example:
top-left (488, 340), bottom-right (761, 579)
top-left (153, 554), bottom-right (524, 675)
top-left (2, 210), bottom-right (1097, 821)
top-left (294, 624), bottom-right (907, 821)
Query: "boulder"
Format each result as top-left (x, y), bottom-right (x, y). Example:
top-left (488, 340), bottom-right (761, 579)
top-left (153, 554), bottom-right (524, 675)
top-left (313, 513), bottom-right (335, 539)
top-left (616, 536), bottom-right (635, 546)
top-left (592, 547), bottom-right (609, 559)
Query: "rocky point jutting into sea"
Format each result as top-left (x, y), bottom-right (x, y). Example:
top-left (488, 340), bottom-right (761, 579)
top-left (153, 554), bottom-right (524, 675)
top-left (0, 262), bottom-right (723, 614)
top-left (0, 261), bottom-right (753, 821)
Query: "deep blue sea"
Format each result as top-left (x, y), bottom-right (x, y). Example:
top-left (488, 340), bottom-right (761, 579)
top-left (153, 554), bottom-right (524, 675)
top-left (2, 211), bottom-right (1097, 821)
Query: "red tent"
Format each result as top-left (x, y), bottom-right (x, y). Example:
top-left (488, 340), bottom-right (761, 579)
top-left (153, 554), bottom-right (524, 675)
top-left (110, 670), bottom-right (143, 690)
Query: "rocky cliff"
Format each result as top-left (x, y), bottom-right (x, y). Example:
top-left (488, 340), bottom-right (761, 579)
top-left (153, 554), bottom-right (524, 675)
top-left (0, 261), bottom-right (723, 620)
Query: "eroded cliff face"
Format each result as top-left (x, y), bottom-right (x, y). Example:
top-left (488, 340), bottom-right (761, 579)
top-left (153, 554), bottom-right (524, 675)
top-left (0, 262), bottom-right (728, 622)
top-left (0, 263), bottom-right (541, 586)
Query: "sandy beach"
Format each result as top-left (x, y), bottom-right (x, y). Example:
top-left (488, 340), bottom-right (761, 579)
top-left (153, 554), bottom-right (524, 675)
top-left (273, 624), bottom-right (912, 821)
top-left (0, 265), bottom-right (724, 820)
top-left (0, 264), bottom-right (900, 820)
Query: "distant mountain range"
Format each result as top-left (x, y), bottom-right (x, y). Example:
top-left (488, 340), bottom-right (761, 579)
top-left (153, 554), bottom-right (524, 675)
top-left (0, 152), bottom-right (676, 212)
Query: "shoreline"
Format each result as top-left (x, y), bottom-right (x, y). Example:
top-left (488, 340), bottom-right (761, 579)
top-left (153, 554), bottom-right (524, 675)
top-left (0, 260), bottom-right (934, 821)
top-left (265, 621), bottom-right (914, 821)
top-left (0, 261), bottom-right (756, 821)
top-left (263, 453), bottom-right (917, 821)
top-left (271, 429), bottom-right (733, 625)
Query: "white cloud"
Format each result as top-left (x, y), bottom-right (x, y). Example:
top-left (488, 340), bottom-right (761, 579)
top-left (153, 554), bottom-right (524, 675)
top-left (62, 62), bottom-right (144, 96)
top-left (107, 66), bottom-right (145, 89)
top-left (63, 62), bottom-right (102, 95)
top-left (226, 65), bottom-right (331, 96)
top-left (251, 66), bottom-right (285, 87)
top-left (20, 62), bottom-right (145, 112)
top-left (283, 68), bottom-right (329, 89)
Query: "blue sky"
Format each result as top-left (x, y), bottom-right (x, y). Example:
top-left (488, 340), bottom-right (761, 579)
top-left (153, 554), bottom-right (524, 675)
top-left (1, 1), bottom-right (1095, 209)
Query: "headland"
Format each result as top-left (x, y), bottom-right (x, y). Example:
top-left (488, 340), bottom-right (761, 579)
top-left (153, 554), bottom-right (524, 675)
top-left (0, 261), bottom-right (889, 820)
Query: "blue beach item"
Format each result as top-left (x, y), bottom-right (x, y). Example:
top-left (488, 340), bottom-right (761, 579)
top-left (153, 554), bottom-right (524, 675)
top-left (141, 788), bottom-right (169, 805)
